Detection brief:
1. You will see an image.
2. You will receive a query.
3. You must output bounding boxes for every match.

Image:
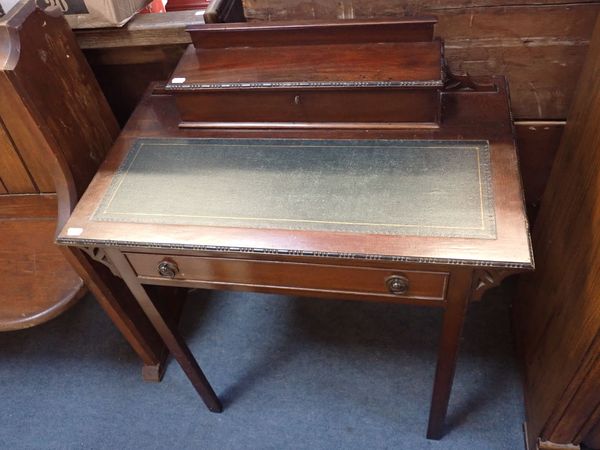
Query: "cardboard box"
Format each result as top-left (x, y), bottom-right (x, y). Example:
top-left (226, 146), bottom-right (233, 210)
top-left (0, 0), bottom-right (20, 16)
top-left (33, 0), bottom-right (152, 28)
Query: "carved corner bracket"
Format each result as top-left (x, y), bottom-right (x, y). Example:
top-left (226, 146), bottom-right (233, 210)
top-left (443, 62), bottom-right (497, 92)
top-left (470, 268), bottom-right (512, 302)
top-left (81, 247), bottom-right (120, 278)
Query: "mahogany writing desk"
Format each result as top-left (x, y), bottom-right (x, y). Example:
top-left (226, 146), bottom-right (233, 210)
top-left (57, 77), bottom-right (532, 439)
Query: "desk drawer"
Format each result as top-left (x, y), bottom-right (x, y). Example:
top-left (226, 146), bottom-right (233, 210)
top-left (125, 253), bottom-right (448, 302)
top-left (175, 89), bottom-right (440, 127)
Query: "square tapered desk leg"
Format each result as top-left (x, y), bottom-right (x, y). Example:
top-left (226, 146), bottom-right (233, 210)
top-left (427, 269), bottom-right (472, 440)
top-left (61, 247), bottom-right (174, 382)
top-left (106, 249), bottom-right (222, 413)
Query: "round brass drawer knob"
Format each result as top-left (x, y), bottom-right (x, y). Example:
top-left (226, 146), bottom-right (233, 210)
top-left (157, 260), bottom-right (179, 278)
top-left (386, 275), bottom-right (409, 295)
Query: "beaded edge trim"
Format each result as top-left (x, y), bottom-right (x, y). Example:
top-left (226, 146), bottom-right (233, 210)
top-left (165, 80), bottom-right (444, 90)
top-left (57, 238), bottom-right (533, 270)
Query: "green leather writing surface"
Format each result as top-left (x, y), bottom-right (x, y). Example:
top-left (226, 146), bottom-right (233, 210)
top-left (94, 138), bottom-right (496, 239)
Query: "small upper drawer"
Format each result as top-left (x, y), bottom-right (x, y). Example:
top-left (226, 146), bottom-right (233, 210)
top-left (174, 89), bottom-right (440, 127)
top-left (125, 253), bottom-right (449, 303)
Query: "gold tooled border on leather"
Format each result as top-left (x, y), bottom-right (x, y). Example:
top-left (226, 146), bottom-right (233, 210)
top-left (93, 138), bottom-right (496, 239)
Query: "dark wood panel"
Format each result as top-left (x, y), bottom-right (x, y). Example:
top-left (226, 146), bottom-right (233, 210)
top-left (172, 39), bottom-right (442, 83)
top-left (515, 14), bottom-right (600, 449)
top-left (515, 121), bottom-right (564, 221)
top-left (0, 115), bottom-right (37, 194)
top-left (241, 1), bottom-right (600, 120)
top-left (243, 0), bottom-right (600, 17)
top-left (0, 8), bottom-right (120, 201)
top-left (188, 17), bottom-right (435, 47)
top-left (585, 416), bottom-right (600, 449)
top-left (242, 0), bottom-right (600, 20)
top-left (0, 79), bottom-right (56, 193)
top-left (440, 2), bottom-right (596, 120)
top-left (175, 89), bottom-right (441, 126)
top-left (0, 194), bottom-right (57, 219)
top-left (549, 347), bottom-right (600, 444)
top-left (84, 44), bottom-right (187, 126)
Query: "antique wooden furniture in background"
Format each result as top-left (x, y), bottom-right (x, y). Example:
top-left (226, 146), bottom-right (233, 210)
top-left (58, 20), bottom-right (533, 439)
top-left (515, 15), bottom-right (600, 450)
top-left (0, 1), bottom-right (95, 330)
top-left (72, 0), bottom-right (243, 127)
top-left (0, 1), bottom-right (178, 380)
